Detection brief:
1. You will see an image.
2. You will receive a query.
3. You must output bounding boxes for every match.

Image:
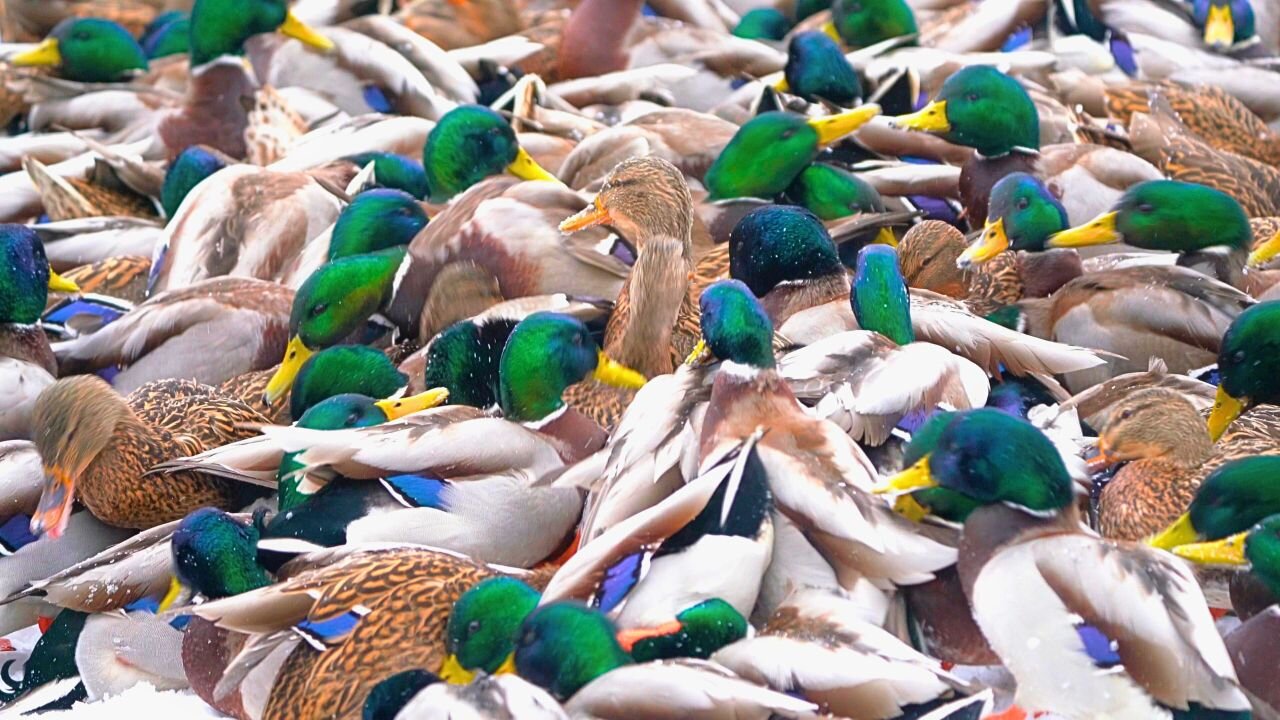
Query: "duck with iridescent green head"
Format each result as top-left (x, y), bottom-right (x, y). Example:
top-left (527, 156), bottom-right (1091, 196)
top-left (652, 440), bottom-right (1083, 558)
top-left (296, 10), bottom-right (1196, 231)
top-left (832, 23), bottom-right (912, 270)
top-left (188, 0), bottom-right (334, 67)
top-left (874, 407), bottom-right (1252, 719)
top-left (1206, 301), bottom-right (1280, 441)
top-left (421, 105), bottom-right (559, 203)
top-left (1174, 512), bottom-right (1280, 718)
top-left (826, 0), bottom-right (918, 48)
top-left (776, 31), bottom-right (862, 107)
top-left (890, 65), bottom-right (1160, 228)
top-left (11, 18), bottom-right (148, 82)
top-left (1194, 0), bottom-right (1259, 51)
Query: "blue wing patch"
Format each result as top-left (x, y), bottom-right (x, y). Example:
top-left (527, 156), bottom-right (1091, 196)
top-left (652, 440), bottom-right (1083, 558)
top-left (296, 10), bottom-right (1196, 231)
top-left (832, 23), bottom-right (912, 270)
top-left (294, 607), bottom-right (371, 651)
top-left (0, 513), bottom-right (37, 555)
top-left (596, 552), bottom-right (646, 614)
top-left (1075, 623), bottom-right (1121, 668)
top-left (381, 475), bottom-right (448, 509)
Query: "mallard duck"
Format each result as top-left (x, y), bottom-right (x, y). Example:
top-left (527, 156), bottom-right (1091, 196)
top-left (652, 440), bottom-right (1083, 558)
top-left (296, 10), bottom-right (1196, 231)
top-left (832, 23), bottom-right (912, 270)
top-left (875, 408), bottom-right (1252, 719)
top-left (511, 602), bottom-right (816, 718)
top-left (1206, 300), bottom-right (1280, 440)
top-left (1175, 513), bottom-right (1280, 719)
top-left (777, 31), bottom-right (862, 106)
top-left (1149, 455), bottom-right (1280, 561)
top-left (28, 376), bottom-right (271, 538)
top-left (1089, 387), bottom-right (1280, 541)
top-left (732, 8), bottom-right (790, 40)
top-left (187, 544), bottom-right (502, 720)
top-left (826, 0), bottom-right (918, 48)
top-left (0, 225), bottom-right (80, 440)
top-left (1059, 357), bottom-right (1217, 430)
top-left (53, 276), bottom-right (293, 394)
top-left (11, 17), bottom-right (149, 82)
top-left (890, 65), bottom-right (1161, 228)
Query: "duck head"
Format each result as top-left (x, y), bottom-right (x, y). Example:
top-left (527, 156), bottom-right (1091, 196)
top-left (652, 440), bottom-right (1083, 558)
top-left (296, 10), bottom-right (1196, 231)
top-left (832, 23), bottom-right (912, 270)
top-left (13, 18), bottom-right (147, 83)
top-left (171, 507), bottom-right (272, 600)
top-left (852, 244), bottom-right (913, 346)
top-left (422, 105), bottom-right (557, 203)
top-left (827, 0), bottom-right (918, 48)
top-left (694, 280), bottom-right (776, 369)
top-left (328, 189), bottom-right (429, 261)
top-left (732, 8), bottom-right (791, 40)
top-left (560, 156), bottom-right (694, 247)
top-left (440, 577), bottom-right (541, 684)
top-left (1208, 302), bottom-right (1280, 441)
top-left (892, 66), bottom-right (1039, 158)
top-left (784, 163), bottom-right (888, 225)
top-left (1049, 180), bottom-right (1250, 253)
top-left (961, 172), bottom-right (1067, 265)
top-left (705, 107), bottom-right (880, 200)
top-left (1176, 513), bottom-right (1280, 598)
top-left (343, 152), bottom-right (429, 200)
top-left (1149, 456), bottom-right (1280, 552)
top-left (0, 225), bottom-right (78, 325)
top-left (499, 312), bottom-right (645, 424)
top-left (729, 205), bottom-right (843, 298)
top-left (188, 0), bottom-right (333, 66)
top-left (780, 31), bottom-right (862, 106)
top-left (161, 145), bottom-right (229, 218)
top-left (514, 602), bottom-right (632, 702)
top-left (1193, 0), bottom-right (1255, 50)
top-left (619, 598), bottom-right (748, 662)
top-left (141, 11), bottom-right (190, 59)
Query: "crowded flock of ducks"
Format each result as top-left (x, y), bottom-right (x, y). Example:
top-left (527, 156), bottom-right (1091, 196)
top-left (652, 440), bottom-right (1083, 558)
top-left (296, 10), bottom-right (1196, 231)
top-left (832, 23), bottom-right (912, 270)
top-left (0, 0), bottom-right (1278, 718)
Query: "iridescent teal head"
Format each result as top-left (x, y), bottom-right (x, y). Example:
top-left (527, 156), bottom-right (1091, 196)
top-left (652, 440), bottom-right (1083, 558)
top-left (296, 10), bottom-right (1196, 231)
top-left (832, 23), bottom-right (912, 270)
top-left (699, 280), bottom-right (775, 369)
top-left (443, 577), bottom-right (540, 680)
top-left (705, 107), bottom-right (880, 200)
top-left (830, 0), bottom-right (918, 48)
top-left (421, 105), bottom-right (557, 202)
top-left (879, 408), bottom-right (1074, 514)
top-left (161, 145), bottom-right (228, 217)
top-left (344, 152), bottom-right (430, 200)
top-left (1193, 0), bottom-right (1256, 49)
top-left (423, 319), bottom-right (514, 410)
top-left (623, 598), bottom-right (748, 662)
top-left (498, 313), bottom-right (645, 423)
top-left (363, 670), bottom-right (438, 720)
top-left (296, 393), bottom-right (393, 430)
top-left (962, 172), bottom-right (1068, 265)
top-left (733, 8), bottom-right (791, 40)
top-left (898, 412), bottom-right (982, 522)
top-left (892, 66), bottom-right (1039, 157)
top-left (729, 205), bottom-right (842, 297)
top-left (514, 602), bottom-right (632, 701)
top-left (141, 12), bottom-right (190, 59)
top-left (172, 508), bottom-right (272, 599)
top-left (290, 345), bottom-right (407, 421)
top-left (328, 189), bottom-right (428, 261)
top-left (852, 245), bottom-right (912, 345)
top-left (783, 31), bottom-right (861, 106)
top-left (0, 224), bottom-right (69, 324)
top-left (785, 163), bottom-right (884, 221)
top-left (12, 18), bottom-right (147, 83)
top-left (188, 0), bottom-right (333, 66)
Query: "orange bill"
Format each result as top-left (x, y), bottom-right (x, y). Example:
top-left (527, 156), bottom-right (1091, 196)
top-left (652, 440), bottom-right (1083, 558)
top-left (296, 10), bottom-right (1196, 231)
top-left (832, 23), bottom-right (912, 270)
top-left (31, 464), bottom-right (76, 539)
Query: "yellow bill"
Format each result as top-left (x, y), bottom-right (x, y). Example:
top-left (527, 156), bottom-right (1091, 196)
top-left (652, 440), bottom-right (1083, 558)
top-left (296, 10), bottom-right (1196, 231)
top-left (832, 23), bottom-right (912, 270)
top-left (279, 10), bottom-right (334, 52)
top-left (772, 75), bottom-right (791, 92)
top-left (874, 226), bottom-right (898, 248)
top-left (12, 38), bottom-right (61, 68)
top-left (494, 652), bottom-right (516, 675)
top-left (1147, 512), bottom-right (1199, 551)
top-left (808, 104), bottom-right (882, 146)
top-left (1248, 230), bottom-right (1280, 267)
top-left (264, 336), bottom-right (313, 405)
top-left (159, 576), bottom-right (185, 612)
top-left (893, 493), bottom-right (930, 522)
top-left (959, 218), bottom-right (1010, 266)
top-left (560, 197), bottom-right (611, 233)
top-left (439, 654), bottom-right (474, 685)
top-left (1204, 4), bottom-right (1235, 48)
top-left (820, 21), bottom-right (842, 42)
top-left (1047, 211), bottom-right (1119, 248)
top-left (891, 100), bottom-right (949, 134)
top-left (507, 147), bottom-right (559, 184)
top-left (374, 387), bottom-right (450, 420)
top-left (871, 456), bottom-right (937, 495)
top-left (684, 338), bottom-right (709, 366)
top-left (48, 268), bottom-right (80, 293)
top-left (1173, 530), bottom-right (1248, 565)
top-left (594, 351), bottom-right (647, 390)
top-left (1207, 384), bottom-right (1246, 442)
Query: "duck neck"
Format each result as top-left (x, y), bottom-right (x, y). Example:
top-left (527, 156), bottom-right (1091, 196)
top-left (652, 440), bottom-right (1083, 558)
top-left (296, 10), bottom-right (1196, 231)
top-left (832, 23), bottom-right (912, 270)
top-left (558, 0), bottom-right (645, 80)
top-left (604, 228), bottom-right (694, 379)
top-left (763, 272), bottom-right (850, 327)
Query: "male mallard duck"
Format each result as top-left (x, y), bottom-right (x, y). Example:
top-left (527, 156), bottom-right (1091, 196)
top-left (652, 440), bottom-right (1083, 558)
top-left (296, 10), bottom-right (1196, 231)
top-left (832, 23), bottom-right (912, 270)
top-left (1089, 387), bottom-right (1280, 541)
top-left (11, 17), bottom-right (148, 82)
top-left (189, 544), bottom-right (501, 720)
top-left (890, 65), bottom-right (1160, 228)
top-left (876, 408), bottom-right (1253, 719)
top-left (511, 602), bottom-right (816, 718)
top-left (28, 376), bottom-right (271, 538)
top-left (421, 105), bottom-right (557, 203)
top-left (53, 276), bottom-right (293, 394)
top-left (1206, 300), bottom-right (1280, 440)
top-left (1192, 0), bottom-right (1262, 52)
top-left (1175, 513), bottom-right (1280, 719)
top-left (704, 106), bottom-right (882, 201)
top-left (1149, 455), bottom-right (1280, 564)
top-left (826, 0), bottom-right (918, 48)
top-left (778, 31), bottom-right (861, 106)
top-left (0, 225), bottom-right (80, 439)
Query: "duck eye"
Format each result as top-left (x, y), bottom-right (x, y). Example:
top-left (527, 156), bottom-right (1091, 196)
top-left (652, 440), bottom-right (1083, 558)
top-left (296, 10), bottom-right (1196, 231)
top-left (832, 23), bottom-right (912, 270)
top-left (310, 303), bottom-right (328, 318)
top-left (519, 628), bottom-right (536, 646)
top-left (75, 32), bottom-right (91, 41)
top-left (467, 620), bottom-right (481, 636)
top-left (965, 92), bottom-right (979, 102)
top-left (780, 128), bottom-right (797, 140)
top-left (346, 411), bottom-right (361, 425)
top-left (1118, 409), bottom-right (1133, 420)
top-left (1016, 197), bottom-right (1029, 210)
top-left (1136, 202), bottom-right (1154, 213)
top-left (1232, 349), bottom-right (1247, 364)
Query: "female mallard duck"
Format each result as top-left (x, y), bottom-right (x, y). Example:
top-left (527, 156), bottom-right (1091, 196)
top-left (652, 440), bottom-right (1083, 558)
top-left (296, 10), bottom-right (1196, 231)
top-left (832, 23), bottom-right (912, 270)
top-left (890, 65), bottom-right (1161, 229)
top-left (510, 602), bottom-right (816, 718)
top-left (875, 408), bottom-right (1253, 719)
top-left (188, 544), bottom-right (502, 720)
top-left (28, 375), bottom-right (271, 539)
top-left (52, 276), bottom-right (293, 394)
top-left (1175, 513), bottom-right (1280, 719)
top-left (1206, 300), bottom-right (1280, 440)
top-left (0, 225), bottom-right (80, 439)
top-left (11, 17), bottom-right (148, 82)
top-left (1089, 387), bottom-right (1280, 541)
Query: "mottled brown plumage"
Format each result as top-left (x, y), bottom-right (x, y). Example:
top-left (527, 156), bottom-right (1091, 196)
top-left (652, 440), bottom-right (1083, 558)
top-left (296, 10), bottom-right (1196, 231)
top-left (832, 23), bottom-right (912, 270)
top-left (58, 255), bottom-right (151, 304)
top-left (218, 367), bottom-right (291, 425)
top-left (1105, 81), bottom-right (1280, 167)
top-left (1095, 388), bottom-right (1280, 541)
top-left (30, 376), bottom-right (269, 533)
